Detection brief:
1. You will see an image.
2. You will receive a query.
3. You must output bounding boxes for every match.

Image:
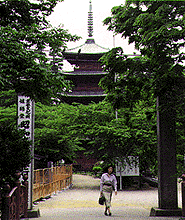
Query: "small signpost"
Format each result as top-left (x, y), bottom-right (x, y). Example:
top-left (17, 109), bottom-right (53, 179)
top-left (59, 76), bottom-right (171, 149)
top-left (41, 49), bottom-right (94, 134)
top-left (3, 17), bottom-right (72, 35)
top-left (116, 156), bottom-right (139, 190)
top-left (17, 95), bottom-right (35, 210)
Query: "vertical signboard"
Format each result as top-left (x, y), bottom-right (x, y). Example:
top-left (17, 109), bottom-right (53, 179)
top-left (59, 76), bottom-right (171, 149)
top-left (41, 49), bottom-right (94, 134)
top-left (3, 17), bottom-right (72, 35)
top-left (17, 95), bottom-right (35, 210)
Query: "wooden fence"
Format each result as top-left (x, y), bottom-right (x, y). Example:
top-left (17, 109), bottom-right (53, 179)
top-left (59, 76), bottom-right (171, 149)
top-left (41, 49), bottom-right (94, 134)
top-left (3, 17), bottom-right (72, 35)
top-left (33, 165), bottom-right (72, 201)
top-left (1, 172), bottom-right (28, 220)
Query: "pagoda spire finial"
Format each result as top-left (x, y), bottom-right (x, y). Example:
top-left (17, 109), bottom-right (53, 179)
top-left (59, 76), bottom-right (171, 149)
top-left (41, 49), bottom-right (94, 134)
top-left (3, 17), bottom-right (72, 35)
top-left (88, 0), bottom-right (93, 38)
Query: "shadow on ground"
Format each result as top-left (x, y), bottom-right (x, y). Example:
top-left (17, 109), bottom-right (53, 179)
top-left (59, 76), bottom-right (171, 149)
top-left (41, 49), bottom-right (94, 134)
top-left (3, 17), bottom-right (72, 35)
top-left (72, 174), bottom-right (100, 190)
top-left (72, 184), bottom-right (100, 190)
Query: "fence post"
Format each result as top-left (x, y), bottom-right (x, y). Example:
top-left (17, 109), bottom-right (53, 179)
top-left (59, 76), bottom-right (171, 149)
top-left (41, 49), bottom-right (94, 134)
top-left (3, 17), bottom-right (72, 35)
top-left (49, 168), bottom-right (51, 195)
top-left (32, 164), bottom-right (73, 201)
top-left (42, 169), bottom-right (45, 197)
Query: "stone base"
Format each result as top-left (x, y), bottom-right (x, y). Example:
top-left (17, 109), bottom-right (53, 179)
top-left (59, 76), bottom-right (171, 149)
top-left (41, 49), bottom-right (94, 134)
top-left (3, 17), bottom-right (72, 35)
top-left (27, 208), bottom-right (40, 218)
top-left (150, 207), bottom-right (182, 217)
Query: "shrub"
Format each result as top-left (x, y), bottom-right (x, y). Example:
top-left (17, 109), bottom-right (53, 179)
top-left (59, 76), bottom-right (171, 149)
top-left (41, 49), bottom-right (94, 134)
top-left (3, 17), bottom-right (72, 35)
top-left (0, 123), bottom-right (31, 185)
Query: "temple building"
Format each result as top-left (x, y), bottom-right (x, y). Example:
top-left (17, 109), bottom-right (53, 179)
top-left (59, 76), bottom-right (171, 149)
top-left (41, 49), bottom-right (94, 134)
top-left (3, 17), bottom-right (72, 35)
top-left (62, 0), bottom-right (109, 105)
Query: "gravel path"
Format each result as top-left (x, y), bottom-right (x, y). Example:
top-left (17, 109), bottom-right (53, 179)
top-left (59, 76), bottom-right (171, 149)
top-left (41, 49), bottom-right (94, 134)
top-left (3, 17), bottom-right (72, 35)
top-left (72, 174), bottom-right (100, 190)
top-left (29, 174), bottom-right (181, 220)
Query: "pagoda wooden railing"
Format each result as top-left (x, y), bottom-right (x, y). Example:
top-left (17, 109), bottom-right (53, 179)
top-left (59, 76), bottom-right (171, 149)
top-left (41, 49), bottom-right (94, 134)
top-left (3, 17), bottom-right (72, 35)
top-left (67, 91), bottom-right (105, 96)
top-left (33, 165), bottom-right (72, 201)
top-left (75, 87), bottom-right (104, 92)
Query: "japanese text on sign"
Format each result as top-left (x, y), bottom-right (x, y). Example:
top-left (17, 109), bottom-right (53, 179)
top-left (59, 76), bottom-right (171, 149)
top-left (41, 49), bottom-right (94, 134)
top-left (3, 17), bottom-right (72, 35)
top-left (116, 156), bottom-right (139, 176)
top-left (17, 95), bottom-right (34, 140)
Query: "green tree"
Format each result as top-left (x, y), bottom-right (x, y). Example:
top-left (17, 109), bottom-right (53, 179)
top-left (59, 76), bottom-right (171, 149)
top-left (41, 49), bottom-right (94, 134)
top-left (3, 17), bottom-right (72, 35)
top-left (83, 101), bottom-right (157, 174)
top-left (0, 123), bottom-right (31, 183)
top-left (102, 0), bottom-right (185, 107)
top-left (0, 95), bottom-right (157, 173)
top-left (0, 90), bottom-right (17, 107)
top-left (101, 0), bottom-right (185, 210)
top-left (0, 0), bottom-right (80, 104)
top-left (34, 102), bottom-right (81, 166)
top-left (0, 0), bottom-right (80, 186)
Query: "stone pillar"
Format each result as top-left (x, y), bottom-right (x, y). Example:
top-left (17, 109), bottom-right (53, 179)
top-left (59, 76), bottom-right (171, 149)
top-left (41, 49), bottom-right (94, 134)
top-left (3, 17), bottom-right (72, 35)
top-left (157, 95), bottom-right (177, 209)
top-left (150, 94), bottom-right (182, 216)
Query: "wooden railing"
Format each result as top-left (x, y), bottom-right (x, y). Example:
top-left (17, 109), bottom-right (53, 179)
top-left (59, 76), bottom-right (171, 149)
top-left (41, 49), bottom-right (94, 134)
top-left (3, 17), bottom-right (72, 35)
top-left (33, 165), bottom-right (72, 201)
top-left (1, 172), bottom-right (28, 220)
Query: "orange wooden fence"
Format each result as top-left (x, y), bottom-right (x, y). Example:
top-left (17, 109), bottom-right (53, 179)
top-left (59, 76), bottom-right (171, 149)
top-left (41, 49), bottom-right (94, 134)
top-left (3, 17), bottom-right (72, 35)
top-left (33, 165), bottom-right (72, 201)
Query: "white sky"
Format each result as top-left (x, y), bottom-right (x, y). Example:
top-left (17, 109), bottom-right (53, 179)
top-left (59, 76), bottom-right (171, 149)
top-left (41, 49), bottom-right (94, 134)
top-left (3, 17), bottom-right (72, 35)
top-left (48, 0), bottom-right (137, 54)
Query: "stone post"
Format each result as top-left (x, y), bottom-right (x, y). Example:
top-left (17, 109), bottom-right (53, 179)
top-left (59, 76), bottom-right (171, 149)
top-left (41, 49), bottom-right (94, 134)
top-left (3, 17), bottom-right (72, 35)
top-left (150, 95), bottom-right (182, 216)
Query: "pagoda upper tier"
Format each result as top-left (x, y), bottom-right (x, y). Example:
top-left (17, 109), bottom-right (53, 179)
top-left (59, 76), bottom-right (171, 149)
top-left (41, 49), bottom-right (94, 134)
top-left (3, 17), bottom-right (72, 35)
top-left (63, 0), bottom-right (109, 68)
top-left (63, 38), bottom-right (109, 70)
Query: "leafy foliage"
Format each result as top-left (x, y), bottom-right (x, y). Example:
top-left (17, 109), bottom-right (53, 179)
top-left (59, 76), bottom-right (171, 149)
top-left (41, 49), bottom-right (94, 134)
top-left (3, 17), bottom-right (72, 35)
top-left (0, 0), bottom-right (80, 104)
top-left (34, 102), bottom-right (81, 165)
top-left (0, 0), bottom-right (80, 182)
top-left (0, 97), bottom-right (156, 173)
top-left (102, 0), bottom-right (185, 106)
top-left (100, 48), bottom-right (153, 110)
top-left (1, 1), bottom-right (185, 177)
top-left (2, 91), bottom-right (183, 176)
top-left (0, 123), bottom-right (31, 183)
top-left (101, 0), bottom-right (185, 173)
top-left (0, 90), bottom-right (17, 107)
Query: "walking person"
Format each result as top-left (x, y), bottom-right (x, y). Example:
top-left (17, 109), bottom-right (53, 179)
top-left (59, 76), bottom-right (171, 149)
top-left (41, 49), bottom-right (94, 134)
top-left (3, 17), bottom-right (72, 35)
top-left (100, 166), bottom-right (117, 216)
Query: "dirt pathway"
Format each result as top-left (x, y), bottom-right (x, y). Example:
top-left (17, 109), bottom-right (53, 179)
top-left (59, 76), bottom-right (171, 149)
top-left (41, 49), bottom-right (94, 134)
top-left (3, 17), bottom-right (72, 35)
top-left (72, 174), bottom-right (100, 190)
top-left (30, 174), bottom-right (181, 220)
top-left (33, 174), bottom-right (159, 210)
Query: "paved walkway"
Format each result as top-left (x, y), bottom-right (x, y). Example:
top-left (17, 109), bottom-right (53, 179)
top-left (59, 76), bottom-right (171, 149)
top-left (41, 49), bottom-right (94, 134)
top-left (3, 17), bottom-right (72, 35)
top-left (29, 174), bottom-right (182, 220)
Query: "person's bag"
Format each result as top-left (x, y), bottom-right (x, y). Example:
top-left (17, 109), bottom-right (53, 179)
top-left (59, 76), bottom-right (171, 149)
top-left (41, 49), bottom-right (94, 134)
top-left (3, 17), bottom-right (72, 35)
top-left (98, 196), bottom-right (105, 205)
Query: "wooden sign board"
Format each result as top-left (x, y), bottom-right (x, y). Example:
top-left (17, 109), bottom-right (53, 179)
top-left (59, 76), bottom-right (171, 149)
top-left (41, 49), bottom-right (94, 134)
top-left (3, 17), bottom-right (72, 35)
top-left (17, 95), bottom-right (35, 210)
top-left (116, 156), bottom-right (139, 176)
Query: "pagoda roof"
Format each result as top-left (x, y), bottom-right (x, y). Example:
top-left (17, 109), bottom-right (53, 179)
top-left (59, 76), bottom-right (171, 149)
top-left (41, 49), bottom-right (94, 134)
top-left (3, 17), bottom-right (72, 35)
top-left (65, 38), bottom-right (109, 55)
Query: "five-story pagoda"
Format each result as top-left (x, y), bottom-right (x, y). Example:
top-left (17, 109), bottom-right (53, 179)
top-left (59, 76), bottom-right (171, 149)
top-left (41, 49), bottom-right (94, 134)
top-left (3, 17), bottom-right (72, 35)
top-left (62, 0), bottom-right (109, 105)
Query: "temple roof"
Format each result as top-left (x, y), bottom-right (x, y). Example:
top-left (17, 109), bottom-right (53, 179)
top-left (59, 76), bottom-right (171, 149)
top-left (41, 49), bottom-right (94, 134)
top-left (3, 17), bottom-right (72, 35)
top-left (65, 38), bottom-right (109, 55)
